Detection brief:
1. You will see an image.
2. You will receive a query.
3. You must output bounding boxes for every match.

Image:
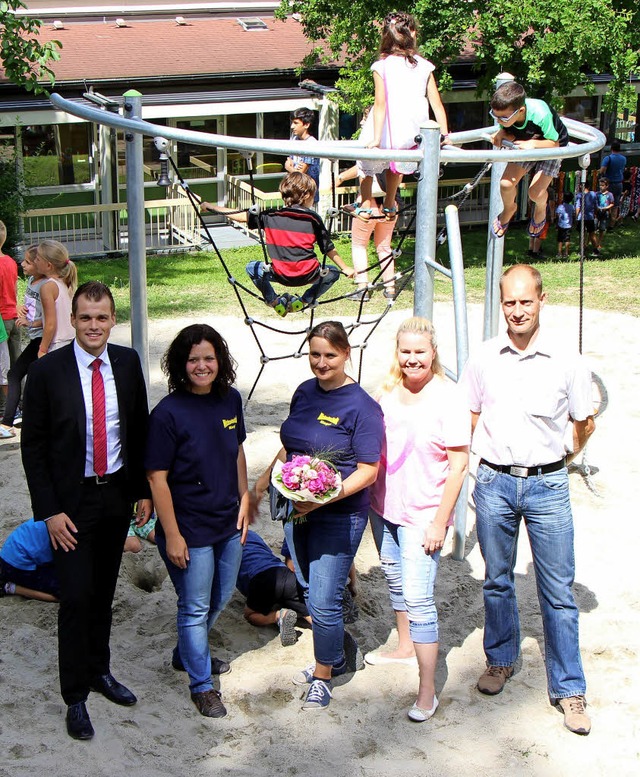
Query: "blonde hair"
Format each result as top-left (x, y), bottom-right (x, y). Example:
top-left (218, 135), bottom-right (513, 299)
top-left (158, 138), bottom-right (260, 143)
top-left (380, 317), bottom-right (443, 393)
top-left (38, 240), bottom-right (78, 291)
top-left (0, 220), bottom-right (6, 249)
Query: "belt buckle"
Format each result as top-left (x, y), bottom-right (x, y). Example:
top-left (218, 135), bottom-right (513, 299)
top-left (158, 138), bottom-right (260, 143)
top-left (93, 474), bottom-right (109, 485)
top-left (509, 466), bottom-right (529, 478)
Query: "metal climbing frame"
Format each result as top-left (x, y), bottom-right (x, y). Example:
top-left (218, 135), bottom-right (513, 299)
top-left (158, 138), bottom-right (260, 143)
top-left (48, 92), bottom-right (606, 559)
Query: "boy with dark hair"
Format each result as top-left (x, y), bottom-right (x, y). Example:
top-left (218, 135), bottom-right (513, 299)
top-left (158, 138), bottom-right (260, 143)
top-left (555, 191), bottom-right (575, 258)
top-left (202, 172), bottom-right (354, 316)
top-left (575, 181), bottom-right (600, 256)
top-left (489, 82), bottom-right (568, 240)
top-left (285, 108), bottom-right (320, 203)
top-left (595, 177), bottom-right (615, 250)
top-left (598, 140), bottom-right (626, 225)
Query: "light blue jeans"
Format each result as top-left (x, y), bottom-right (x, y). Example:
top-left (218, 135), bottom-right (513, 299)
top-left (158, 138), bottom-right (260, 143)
top-left (158, 531), bottom-right (242, 694)
top-left (284, 509), bottom-right (367, 667)
top-left (245, 260), bottom-right (341, 305)
top-left (370, 511), bottom-right (440, 644)
top-left (473, 464), bottom-right (586, 699)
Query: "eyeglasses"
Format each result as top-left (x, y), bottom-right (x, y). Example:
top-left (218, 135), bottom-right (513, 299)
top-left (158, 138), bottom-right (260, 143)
top-left (489, 107), bottom-right (522, 124)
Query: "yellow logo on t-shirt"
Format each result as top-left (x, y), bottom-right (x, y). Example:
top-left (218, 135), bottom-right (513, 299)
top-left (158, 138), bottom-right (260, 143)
top-left (223, 416), bottom-right (238, 430)
top-left (317, 412), bottom-right (339, 427)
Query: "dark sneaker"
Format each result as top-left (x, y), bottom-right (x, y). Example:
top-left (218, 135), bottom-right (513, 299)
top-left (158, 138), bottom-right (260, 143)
top-left (477, 664), bottom-right (514, 695)
top-left (301, 678), bottom-right (332, 711)
top-left (556, 695), bottom-right (591, 735)
top-left (191, 689), bottom-right (227, 718)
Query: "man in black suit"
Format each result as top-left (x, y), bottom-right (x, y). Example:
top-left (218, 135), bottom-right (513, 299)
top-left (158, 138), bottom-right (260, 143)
top-left (21, 281), bottom-right (152, 740)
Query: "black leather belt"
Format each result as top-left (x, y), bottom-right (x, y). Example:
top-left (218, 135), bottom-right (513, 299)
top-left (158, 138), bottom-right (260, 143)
top-left (479, 459), bottom-right (565, 478)
top-left (83, 468), bottom-right (125, 486)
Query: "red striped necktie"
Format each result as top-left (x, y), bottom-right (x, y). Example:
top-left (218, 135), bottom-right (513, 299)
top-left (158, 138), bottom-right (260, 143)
top-left (91, 358), bottom-right (107, 477)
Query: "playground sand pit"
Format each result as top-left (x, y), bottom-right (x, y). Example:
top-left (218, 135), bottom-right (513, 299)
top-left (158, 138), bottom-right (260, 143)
top-left (0, 301), bottom-right (638, 777)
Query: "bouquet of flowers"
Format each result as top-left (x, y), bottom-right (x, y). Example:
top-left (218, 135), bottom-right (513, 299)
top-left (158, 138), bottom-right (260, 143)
top-left (271, 455), bottom-right (342, 505)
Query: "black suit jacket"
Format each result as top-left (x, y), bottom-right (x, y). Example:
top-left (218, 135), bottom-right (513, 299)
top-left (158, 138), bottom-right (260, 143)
top-left (21, 342), bottom-right (150, 521)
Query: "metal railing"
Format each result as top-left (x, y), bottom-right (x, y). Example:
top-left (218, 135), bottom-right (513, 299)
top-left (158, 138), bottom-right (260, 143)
top-left (23, 193), bottom-right (199, 257)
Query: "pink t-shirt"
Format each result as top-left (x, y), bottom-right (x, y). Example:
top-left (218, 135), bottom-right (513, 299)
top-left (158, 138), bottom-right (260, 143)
top-left (370, 377), bottom-right (470, 529)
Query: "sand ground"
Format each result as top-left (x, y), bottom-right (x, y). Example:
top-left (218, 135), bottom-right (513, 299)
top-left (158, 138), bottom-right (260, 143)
top-left (1, 300), bottom-right (638, 777)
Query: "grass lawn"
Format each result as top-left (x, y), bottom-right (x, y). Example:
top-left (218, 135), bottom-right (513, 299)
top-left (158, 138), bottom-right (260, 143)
top-left (18, 218), bottom-right (640, 322)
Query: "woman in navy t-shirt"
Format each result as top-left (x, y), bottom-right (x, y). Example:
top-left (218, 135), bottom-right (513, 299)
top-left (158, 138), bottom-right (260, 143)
top-left (268, 321), bottom-right (383, 711)
top-left (146, 324), bottom-right (251, 720)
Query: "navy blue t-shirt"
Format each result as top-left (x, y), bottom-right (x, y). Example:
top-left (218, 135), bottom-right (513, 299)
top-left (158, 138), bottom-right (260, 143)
top-left (145, 387), bottom-right (246, 547)
top-left (236, 530), bottom-right (285, 596)
top-left (280, 378), bottom-right (383, 516)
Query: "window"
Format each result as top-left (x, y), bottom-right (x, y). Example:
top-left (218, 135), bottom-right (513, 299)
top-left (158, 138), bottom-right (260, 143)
top-left (236, 17), bottom-right (268, 31)
top-left (21, 123), bottom-right (92, 187)
top-left (562, 97), bottom-right (599, 127)
top-left (262, 112), bottom-right (290, 169)
top-left (176, 118), bottom-right (220, 179)
top-left (116, 119), bottom-right (166, 183)
top-left (226, 114), bottom-right (257, 175)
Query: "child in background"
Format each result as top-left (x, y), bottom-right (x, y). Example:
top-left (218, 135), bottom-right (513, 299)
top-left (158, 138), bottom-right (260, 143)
top-left (202, 173), bottom-right (354, 316)
top-left (236, 529), bottom-right (311, 646)
top-left (359, 12), bottom-right (448, 222)
top-left (285, 108), bottom-right (320, 205)
top-left (33, 240), bottom-right (77, 356)
top-left (575, 182), bottom-right (600, 256)
top-left (489, 81), bottom-right (568, 239)
top-left (124, 512), bottom-right (158, 553)
top-left (595, 178), bottom-right (615, 250)
top-left (1, 246), bottom-right (47, 437)
top-left (0, 317), bottom-right (9, 434)
top-left (556, 191), bottom-right (575, 257)
top-left (0, 518), bottom-right (59, 601)
top-left (0, 221), bottom-right (19, 380)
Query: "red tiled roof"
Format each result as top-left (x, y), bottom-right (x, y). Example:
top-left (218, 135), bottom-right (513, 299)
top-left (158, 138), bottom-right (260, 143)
top-left (0, 16), bottom-right (334, 85)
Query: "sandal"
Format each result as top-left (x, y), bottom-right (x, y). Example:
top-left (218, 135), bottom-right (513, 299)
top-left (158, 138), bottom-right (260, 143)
top-left (383, 286), bottom-right (396, 299)
top-left (382, 206), bottom-right (397, 222)
top-left (491, 216), bottom-right (510, 239)
top-left (0, 425), bottom-right (16, 439)
top-left (354, 206), bottom-right (373, 222)
top-left (528, 215), bottom-right (547, 238)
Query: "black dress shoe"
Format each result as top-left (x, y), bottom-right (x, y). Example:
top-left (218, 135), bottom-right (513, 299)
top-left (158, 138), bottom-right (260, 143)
top-left (90, 673), bottom-right (137, 706)
top-left (66, 702), bottom-right (95, 740)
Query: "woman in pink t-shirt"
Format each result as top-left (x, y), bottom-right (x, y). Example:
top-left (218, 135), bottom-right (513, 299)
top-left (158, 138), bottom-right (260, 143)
top-left (367, 317), bottom-right (469, 722)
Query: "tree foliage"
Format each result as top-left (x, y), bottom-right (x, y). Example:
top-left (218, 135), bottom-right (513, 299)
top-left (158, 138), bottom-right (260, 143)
top-left (280, 0), bottom-right (639, 113)
top-left (0, 0), bottom-right (61, 93)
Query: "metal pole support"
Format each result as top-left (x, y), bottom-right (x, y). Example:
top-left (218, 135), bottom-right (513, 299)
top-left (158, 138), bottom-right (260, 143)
top-left (414, 122), bottom-right (443, 320)
top-left (445, 204), bottom-right (470, 560)
top-left (123, 90), bottom-right (150, 386)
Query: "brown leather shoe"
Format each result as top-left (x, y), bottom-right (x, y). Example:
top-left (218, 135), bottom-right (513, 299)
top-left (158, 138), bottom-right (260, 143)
top-left (556, 695), bottom-right (591, 735)
top-left (477, 665), bottom-right (514, 695)
top-left (191, 689), bottom-right (227, 718)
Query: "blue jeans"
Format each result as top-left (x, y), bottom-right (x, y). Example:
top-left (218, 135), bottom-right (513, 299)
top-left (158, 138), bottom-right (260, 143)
top-left (245, 261), bottom-right (341, 305)
top-left (284, 509), bottom-right (367, 667)
top-left (370, 511), bottom-right (440, 644)
top-left (473, 464), bottom-right (586, 699)
top-left (157, 531), bottom-right (242, 694)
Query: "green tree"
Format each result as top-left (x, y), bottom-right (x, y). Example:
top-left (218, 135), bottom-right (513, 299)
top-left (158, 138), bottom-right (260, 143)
top-left (280, 0), bottom-right (639, 115)
top-left (0, 0), bottom-right (61, 93)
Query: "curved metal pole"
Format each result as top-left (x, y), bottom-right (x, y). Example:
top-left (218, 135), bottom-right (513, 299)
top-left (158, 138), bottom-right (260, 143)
top-left (49, 94), bottom-right (606, 165)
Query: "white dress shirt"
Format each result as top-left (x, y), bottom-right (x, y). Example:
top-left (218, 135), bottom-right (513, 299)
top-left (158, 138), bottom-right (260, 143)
top-left (74, 340), bottom-right (124, 476)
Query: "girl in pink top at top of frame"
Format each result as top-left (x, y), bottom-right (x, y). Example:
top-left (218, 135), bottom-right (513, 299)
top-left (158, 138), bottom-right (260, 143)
top-left (359, 12), bottom-right (449, 222)
top-left (32, 240), bottom-right (78, 357)
top-left (367, 317), bottom-right (469, 723)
